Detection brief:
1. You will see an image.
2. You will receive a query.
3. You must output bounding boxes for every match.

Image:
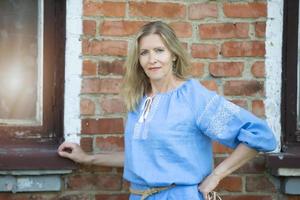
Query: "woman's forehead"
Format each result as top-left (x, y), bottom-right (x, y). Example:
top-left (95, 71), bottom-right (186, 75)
top-left (138, 34), bottom-right (167, 49)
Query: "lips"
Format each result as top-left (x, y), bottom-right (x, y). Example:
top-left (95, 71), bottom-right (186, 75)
top-left (148, 67), bottom-right (161, 71)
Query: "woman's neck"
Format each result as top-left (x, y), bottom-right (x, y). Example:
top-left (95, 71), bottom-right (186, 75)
top-left (149, 75), bottom-right (182, 96)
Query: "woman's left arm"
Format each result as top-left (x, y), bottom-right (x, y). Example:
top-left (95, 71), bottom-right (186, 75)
top-left (198, 143), bottom-right (258, 199)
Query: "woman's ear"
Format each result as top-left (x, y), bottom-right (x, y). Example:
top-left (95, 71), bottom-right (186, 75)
top-left (172, 56), bottom-right (177, 62)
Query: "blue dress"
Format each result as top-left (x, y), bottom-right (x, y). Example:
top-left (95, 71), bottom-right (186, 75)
top-left (123, 79), bottom-right (277, 200)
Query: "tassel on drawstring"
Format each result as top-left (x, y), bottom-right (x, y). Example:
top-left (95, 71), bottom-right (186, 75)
top-left (138, 96), bottom-right (154, 123)
top-left (134, 96), bottom-right (155, 140)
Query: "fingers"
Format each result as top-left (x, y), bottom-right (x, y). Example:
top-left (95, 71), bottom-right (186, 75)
top-left (58, 142), bottom-right (77, 152)
top-left (57, 142), bottom-right (88, 164)
top-left (58, 150), bottom-right (71, 159)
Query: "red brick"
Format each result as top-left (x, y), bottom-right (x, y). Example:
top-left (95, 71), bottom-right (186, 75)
top-left (189, 3), bottom-right (218, 19)
top-left (169, 22), bottom-right (192, 38)
top-left (224, 2), bottom-right (267, 18)
top-left (83, 1), bottom-right (125, 17)
top-left (201, 80), bottom-right (218, 92)
top-left (67, 174), bottom-right (122, 190)
top-left (191, 44), bottom-right (219, 59)
top-left (80, 137), bottom-right (93, 152)
top-left (81, 78), bottom-right (122, 94)
top-left (83, 20), bottom-right (96, 36)
top-left (246, 176), bottom-right (276, 192)
top-left (224, 80), bottom-right (264, 96)
top-left (80, 98), bottom-right (95, 115)
top-left (95, 194), bottom-right (129, 200)
top-left (217, 176), bottom-right (242, 192)
top-left (287, 196), bottom-right (300, 200)
top-left (209, 62), bottom-right (244, 77)
top-left (221, 41), bottom-right (265, 57)
top-left (122, 179), bottom-right (130, 190)
top-left (81, 118), bottom-right (124, 134)
top-left (222, 195), bottom-right (272, 200)
top-left (82, 60), bottom-right (97, 76)
top-left (56, 194), bottom-right (91, 200)
top-left (82, 39), bottom-right (89, 55)
top-left (129, 2), bottom-right (185, 19)
top-left (255, 22), bottom-right (266, 38)
top-left (189, 62), bottom-right (205, 77)
top-left (54, 194), bottom-right (90, 200)
top-left (100, 20), bottom-right (146, 36)
top-left (231, 99), bottom-right (248, 110)
top-left (252, 100), bottom-right (265, 117)
top-left (251, 61), bottom-right (265, 78)
top-left (95, 136), bottom-right (124, 152)
top-left (100, 97), bottom-right (126, 114)
top-left (200, 23), bottom-right (249, 39)
top-left (83, 40), bottom-right (127, 56)
top-left (79, 164), bottom-right (113, 173)
top-left (98, 60), bottom-right (125, 76)
top-left (213, 142), bottom-right (233, 154)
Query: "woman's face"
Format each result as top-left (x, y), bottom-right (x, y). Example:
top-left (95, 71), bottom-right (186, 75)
top-left (138, 34), bottom-right (175, 82)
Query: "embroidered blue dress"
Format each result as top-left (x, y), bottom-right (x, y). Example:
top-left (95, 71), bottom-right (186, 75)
top-left (123, 79), bottom-right (277, 200)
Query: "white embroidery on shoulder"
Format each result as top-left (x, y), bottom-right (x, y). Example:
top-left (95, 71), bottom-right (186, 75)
top-left (206, 100), bottom-right (240, 135)
top-left (197, 94), bottom-right (219, 125)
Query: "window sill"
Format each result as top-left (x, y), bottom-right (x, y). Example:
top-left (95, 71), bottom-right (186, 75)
top-left (0, 144), bottom-right (76, 170)
top-left (266, 147), bottom-right (300, 195)
top-left (266, 146), bottom-right (300, 175)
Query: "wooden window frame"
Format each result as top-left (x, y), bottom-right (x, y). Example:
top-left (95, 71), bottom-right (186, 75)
top-left (0, 0), bottom-right (75, 170)
top-left (267, 0), bottom-right (300, 172)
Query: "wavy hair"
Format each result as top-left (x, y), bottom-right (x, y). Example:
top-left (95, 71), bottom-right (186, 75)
top-left (122, 21), bottom-right (191, 111)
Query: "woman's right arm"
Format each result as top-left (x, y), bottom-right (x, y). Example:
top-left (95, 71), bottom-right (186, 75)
top-left (57, 142), bottom-right (124, 167)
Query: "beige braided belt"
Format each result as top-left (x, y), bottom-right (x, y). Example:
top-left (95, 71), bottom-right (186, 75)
top-left (129, 184), bottom-right (175, 200)
top-left (130, 184), bottom-right (222, 200)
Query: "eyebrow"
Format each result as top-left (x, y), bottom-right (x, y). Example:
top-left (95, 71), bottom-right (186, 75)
top-left (139, 46), bottom-right (165, 51)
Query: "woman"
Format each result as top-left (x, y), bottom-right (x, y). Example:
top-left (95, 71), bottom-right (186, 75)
top-left (58, 21), bottom-right (277, 200)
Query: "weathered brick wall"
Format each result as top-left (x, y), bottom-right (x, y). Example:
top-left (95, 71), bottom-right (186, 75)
top-left (1, 0), bottom-right (299, 200)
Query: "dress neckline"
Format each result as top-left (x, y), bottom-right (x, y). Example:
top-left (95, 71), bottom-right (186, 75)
top-left (146, 78), bottom-right (192, 97)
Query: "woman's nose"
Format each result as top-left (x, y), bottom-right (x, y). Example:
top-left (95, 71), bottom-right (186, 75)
top-left (149, 52), bottom-right (157, 63)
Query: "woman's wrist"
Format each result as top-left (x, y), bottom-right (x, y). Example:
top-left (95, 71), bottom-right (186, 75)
top-left (211, 170), bottom-right (225, 181)
top-left (81, 154), bottom-right (94, 165)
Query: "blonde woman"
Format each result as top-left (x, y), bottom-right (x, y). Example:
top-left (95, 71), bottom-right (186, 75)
top-left (58, 21), bottom-right (276, 200)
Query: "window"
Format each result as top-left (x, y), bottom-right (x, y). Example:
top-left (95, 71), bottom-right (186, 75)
top-left (267, 0), bottom-right (300, 174)
top-left (281, 0), bottom-right (300, 151)
top-left (0, 0), bottom-right (74, 169)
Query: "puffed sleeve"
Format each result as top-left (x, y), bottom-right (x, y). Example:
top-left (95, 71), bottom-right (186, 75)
top-left (196, 90), bottom-right (277, 152)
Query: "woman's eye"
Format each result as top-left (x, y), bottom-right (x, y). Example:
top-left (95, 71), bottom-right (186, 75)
top-left (139, 51), bottom-right (148, 56)
top-left (155, 48), bottom-right (164, 53)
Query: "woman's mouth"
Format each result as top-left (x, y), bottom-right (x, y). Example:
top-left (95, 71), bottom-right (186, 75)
top-left (148, 67), bottom-right (161, 71)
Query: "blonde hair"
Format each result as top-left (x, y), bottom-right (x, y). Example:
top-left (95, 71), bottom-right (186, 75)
top-left (122, 21), bottom-right (191, 111)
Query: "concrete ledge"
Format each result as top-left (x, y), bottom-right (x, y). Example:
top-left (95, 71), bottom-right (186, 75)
top-left (0, 170), bottom-right (72, 192)
top-left (278, 168), bottom-right (300, 176)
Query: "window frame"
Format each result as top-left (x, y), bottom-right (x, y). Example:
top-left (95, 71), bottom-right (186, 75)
top-left (267, 0), bottom-right (300, 172)
top-left (0, 0), bottom-right (75, 170)
top-left (281, 0), bottom-right (300, 150)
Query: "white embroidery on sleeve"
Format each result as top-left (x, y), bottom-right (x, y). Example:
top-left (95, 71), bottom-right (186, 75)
top-left (197, 95), bottom-right (219, 124)
top-left (207, 100), bottom-right (240, 135)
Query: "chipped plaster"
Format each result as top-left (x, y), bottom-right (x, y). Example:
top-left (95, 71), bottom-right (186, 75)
top-left (265, 0), bottom-right (283, 152)
top-left (64, 0), bottom-right (82, 143)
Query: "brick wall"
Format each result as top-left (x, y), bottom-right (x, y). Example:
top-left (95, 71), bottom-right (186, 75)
top-left (1, 0), bottom-right (299, 199)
